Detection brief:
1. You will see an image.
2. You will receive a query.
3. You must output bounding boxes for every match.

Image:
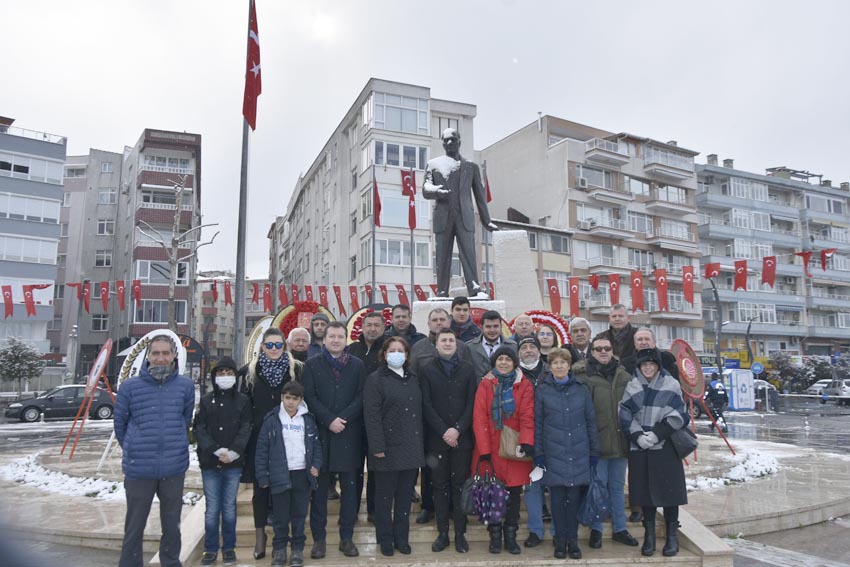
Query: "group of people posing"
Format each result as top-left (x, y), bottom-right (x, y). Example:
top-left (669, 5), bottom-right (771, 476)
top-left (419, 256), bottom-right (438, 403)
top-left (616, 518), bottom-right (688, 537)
top-left (192, 299), bottom-right (690, 566)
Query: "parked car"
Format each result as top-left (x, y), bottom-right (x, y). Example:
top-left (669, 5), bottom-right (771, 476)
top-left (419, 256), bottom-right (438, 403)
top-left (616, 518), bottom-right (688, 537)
top-left (805, 379), bottom-right (833, 396)
top-left (4, 385), bottom-right (114, 422)
top-left (821, 379), bottom-right (850, 406)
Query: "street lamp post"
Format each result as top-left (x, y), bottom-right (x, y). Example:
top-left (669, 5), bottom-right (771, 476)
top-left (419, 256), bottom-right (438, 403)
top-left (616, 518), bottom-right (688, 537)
top-left (745, 315), bottom-right (758, 366)
top-left (709, 277), bottom-right (725, 377)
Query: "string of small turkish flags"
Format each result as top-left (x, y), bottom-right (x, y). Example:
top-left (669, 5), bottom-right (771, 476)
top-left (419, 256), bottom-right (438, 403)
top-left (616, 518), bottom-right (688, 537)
top-left (3, 280), bottom-right (144, 319)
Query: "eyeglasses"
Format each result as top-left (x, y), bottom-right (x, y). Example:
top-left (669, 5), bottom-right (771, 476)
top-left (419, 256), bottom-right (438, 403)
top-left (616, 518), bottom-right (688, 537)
top-left (592, 346), bottom-right (613, 353)
top-left (264, 341), bottom-right (284, 350)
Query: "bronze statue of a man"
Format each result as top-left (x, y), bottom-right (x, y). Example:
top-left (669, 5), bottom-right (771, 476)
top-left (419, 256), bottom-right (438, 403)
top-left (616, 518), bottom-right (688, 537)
top-left (423, 128), bottom-right (497, 297)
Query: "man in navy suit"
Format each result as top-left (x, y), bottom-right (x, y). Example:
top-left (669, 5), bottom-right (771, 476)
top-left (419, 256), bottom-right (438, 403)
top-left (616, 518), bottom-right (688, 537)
top-left (423, 128), bottom-right (497, 297)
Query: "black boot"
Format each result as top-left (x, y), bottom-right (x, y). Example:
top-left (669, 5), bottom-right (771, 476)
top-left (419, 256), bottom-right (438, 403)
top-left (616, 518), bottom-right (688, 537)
top-left (504, 525), bottom-right (521, 555)
top-left (642, 519), bottom-right (656, 557)
top-left (553, 538), bottom-right (567, 559)
top-left (431, 531), bottom-right (450, 552)
top-left (488, 523), bottom-right (502, 554)
top-left (567, 540), bottom-right (582, 559)
top-left (455, 532), bottom-right (469, 553)
top-left (663, 521), bottom-right (679, 556)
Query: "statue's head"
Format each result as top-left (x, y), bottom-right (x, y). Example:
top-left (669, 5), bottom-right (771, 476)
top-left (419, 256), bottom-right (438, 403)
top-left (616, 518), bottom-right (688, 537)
top-left (441, 128), bottom-right (461, 154)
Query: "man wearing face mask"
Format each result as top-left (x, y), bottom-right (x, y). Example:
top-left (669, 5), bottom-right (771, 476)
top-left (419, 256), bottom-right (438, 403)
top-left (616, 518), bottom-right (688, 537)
top-left (114, 335), bottom-right (195, 567)
top-left (517, 337), bottom-right (549, 387)
top-left (194, 357), bottom-right (253, 566)
top-left (288, 327), bottom-right (311, 363)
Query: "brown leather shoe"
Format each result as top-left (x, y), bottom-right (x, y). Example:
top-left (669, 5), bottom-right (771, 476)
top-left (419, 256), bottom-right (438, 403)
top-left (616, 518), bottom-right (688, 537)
top-left (310, 541), bottom-right (326, 559)
top-left (339, 539), bottom-right (359, 557)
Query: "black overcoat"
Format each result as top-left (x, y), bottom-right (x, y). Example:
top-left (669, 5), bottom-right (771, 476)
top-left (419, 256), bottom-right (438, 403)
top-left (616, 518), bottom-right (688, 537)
top-left (419, 356), bottom-right (477, 452)
top-left (363, 365), bottom-right (425, 472)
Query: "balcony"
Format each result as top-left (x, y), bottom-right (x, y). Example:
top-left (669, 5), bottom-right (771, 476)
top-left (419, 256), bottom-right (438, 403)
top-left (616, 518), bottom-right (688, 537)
top-left (706, 285), bottom-right (807, 308)
top-left (807, 289), bottom-right (850, 310)
top-left (578, 217), bottom-right (634, 239)
top-left (647, 226), bottom-right (697, 252)
top-left (586, 256), bottom-right (635, 275)
top-left (584, 297), bottom-right (611, 316)
top-left (721, 321), bottom-right (808, 337)
top-left (137, 201), bottom-right (194, 212)
top-left (807, 325), bottom-right (850, 339)
top-left (587, 185), bottom-right (634, 205)
top-left (696, 191), bottom-right (800, 217)
top-left (697, 220), bottom-right (801, 247)
top-left (802, 208), bottom-right (849, 227)
top-left (643, 149), bottom-right (695, 181)
top-left (644, 190), bottom-right (694, 215)
top-left (585, 138), bottom-right (630, 167)
top-left (648, 300), bottom-right (701, 320)
top-left (201, 306), bottom-right (217, 316)
top-left (653, 261), bottom-right (699, 283)
top-left (0, 125), bottom-right (66, 145)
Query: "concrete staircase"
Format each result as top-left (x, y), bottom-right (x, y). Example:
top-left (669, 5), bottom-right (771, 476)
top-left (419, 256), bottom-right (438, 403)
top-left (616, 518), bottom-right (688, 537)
top-left (173, 481), bottom-right (733, 567)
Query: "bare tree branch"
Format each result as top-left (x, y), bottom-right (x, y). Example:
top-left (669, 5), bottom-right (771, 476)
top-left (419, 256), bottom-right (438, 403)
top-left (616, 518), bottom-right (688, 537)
top-left (177, 231), bottom-right (219, 263)
top-left (177, 223), bottom-right (218, 240)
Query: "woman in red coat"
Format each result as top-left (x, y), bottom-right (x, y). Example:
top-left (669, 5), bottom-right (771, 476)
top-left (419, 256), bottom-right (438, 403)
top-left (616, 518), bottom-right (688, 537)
top-left (472, 345), bottom-right (535, 555)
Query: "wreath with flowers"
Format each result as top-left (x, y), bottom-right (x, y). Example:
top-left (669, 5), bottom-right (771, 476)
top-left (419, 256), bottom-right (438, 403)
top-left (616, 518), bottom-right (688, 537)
top-left (271, 300), bottom-right (335, 339)
top-left (346, 305), bottom-right (393, 343)
top-left (509, 310), bottom-right (572, 346)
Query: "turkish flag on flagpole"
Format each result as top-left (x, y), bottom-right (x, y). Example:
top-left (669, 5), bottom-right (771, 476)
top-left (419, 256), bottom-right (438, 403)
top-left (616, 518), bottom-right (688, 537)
top-left (100, 282), bottom-right (110, 312)
top-left (589, 274), bottom-right (599, 291)
top-left (608, 274), bottom-right (621, 305)
top-left (734, 260), bottom-right (748, 290)
top-left (568, 277), bottom-right (581, 317)
top-left (372, 168), bottom-right (382, 227)
top-left (630, 271), bottom-right (644, 312)
top-left (251, 283), bottom-right (259, 305)
top-left (82, 282), bottom-right (91, 313)
top-left (401, 170), bottom-right (417, 230)
top-left (413, 285), bottom-right (427, 301)
top-left (682, 266), bottom-right (695, 305)
top-left (2, 285), bottom-right (12, 318)
top-left (379, 285), bottom-right (389, 304)
top-left (483, 164), bottom-right (493, 203)
top-left (349, 286), bottom-right (360, 312)
top-left (821, 248), bottom-right (838, 271)
top-left (242, 0), bottom-right (261, 130)
top-left (545, 278), bottom-right (561, 314)
top-left (67, 282), bottom-right (82, 300)
top-left (761, 256), bottom-right (777, 288)
top-left (304, 286), bottom-right (314, 302)
top-left (279, 283), bottom-right (288, 308)
top-left (654, 269), bottom-right (669, 312)
top-left (333, 286), bottom-right (347, 316)
top-left (132, 279), bottom-right (142, 308)
top-left (395, 285), bottom-right (410, 306)
top-left (318, 286), bottom-right (329, 308)
top-left (429, 284), bottom-right (439, 296)
top-left (291, 285), bottom-right (300, 302)
top-left (22, 286), bottom-right (36, 317)
top-left (263, 283), bottom-right (272, 312)
top-left (364, 285), bottom-right (373, 304)
top-left (211, 281), bottom-right (218, 303)
top-left (704, 263), bottom-right (721, 279)
top-left (795, 251), bottom-right (814, 278)
top-left (116, 280), bottom-right (126, 311)
top-left (224, 280), bottom-right (233, 306)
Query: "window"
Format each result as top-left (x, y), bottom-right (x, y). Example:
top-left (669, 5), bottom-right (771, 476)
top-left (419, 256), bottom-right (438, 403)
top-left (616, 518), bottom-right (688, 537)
top-left (655, 185), bottom-right (687, 204)
top-left (65, 167), bottom-right (85, 178)
top-left (626, 176), bottom-right (650, 196)
top-left (644, 147), bottom-right (694, 172)
top-left (95, 250), bottom-right (112, 267)
top-left (528, 232), bottom-right (537, 250)
top-left (136, 260), bottom-right (189, 285)
top-left (806, 195), bottom-right (845, 214)
top-left (375, 189), bottom-right (429, 228)
top-left (576, 164), bottom-right (612, 189)
top-left (723, 178), bottom-right (768, 201)
top-left (349, 256), bottom-right (357, 280)
top-left (350, 211), bottom-right (357, 235)
top-left (91, 315), bottom-right (109, 332)
top-left (373, 141), bottom-right (429, 170)
top-left (737, 302), bottom-right (776, 324)
top-left (350, 170), bottom-right (358, 192)
top-left (56, 253), bottom-right (66, 267)
top-left (541, 234), bottom-right (570, 254)
top-left (54, 285), bottom-right (64, 299)
top-left (630, 249), bottom-right (655, 268)
top-left (659, 218), bottom-right (690, 239)
top-left (101, 162), bottom-right (113, 173)
top-left (47, 316), bottom-right (63, 330)
top-left (0, 152), bottom-right (63, 184)
top-left (628, 212), bottom-right (654, 234)
top-left (60, 223), bottom-right (69, 237)
top-left (371, 92), bottom-right (429, 135)
top-left (0, 194), bottom-right (60, 223)
top-left (135, 299), bottom-right (187, 324)
top-left (141, 190), bottom-right (178, 205)
top-left (543, 270), bottom-right (570, 297)
top-left (96, 220), bottom-right (115, 235)
top-left (374, 239), bottom-right (430, 267)
top-left (360, 239), bottom-right (372, 268)
top-left (360, 190), bottom-right (372, 221)
top-left (97, 188), bottom-right (117, 205)
top-left (63, 192), bottom-right (71, 207)
top-left (436, 117), bottom-right (459, 137)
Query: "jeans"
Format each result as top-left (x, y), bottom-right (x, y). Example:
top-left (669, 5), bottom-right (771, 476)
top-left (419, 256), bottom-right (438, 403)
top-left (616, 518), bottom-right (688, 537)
top-left (271, 470), bottom-right (311, 552)
top-left (201, 468), bottom-right (242, 553)
top-left (119, 474), bottom-right (185, 567)
top-left (310, 469), bottom-right (358, 542)
top-left (372, 469), bottom-right (417, 547)
top-left (523, 479), bottom-right (555, 538)
top-left (590, 457), bottom-right (627, 534)
top-left (550, 485), bottom-right (583, 541)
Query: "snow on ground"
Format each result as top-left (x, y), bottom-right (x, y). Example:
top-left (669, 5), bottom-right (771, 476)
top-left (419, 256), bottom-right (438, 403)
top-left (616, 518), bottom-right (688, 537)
top-left (0, 420), bottom-right (114, 432)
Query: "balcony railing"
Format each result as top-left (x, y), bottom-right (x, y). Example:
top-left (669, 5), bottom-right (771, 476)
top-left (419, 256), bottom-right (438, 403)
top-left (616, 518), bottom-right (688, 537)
top-left (587, 256), bottom-right (636, 270)
top-left (586, 217), bottom-right (629, 231)
top-left (0, 125), bottom-right (66, 145)
top-left (811, 289), bottom-right (850, 301)
top-left (647, 189), bottom-right (693, 207)
top-left (585, 138), bottom-right (627, 155)
top-left (139, 164), bottom-right (194, 175)
top-left (644, 149), bottom-right (694, 172)
top-left (137, 202), bottom-right (194, 211)
top-left (653, 227), bottom-right (695, 241)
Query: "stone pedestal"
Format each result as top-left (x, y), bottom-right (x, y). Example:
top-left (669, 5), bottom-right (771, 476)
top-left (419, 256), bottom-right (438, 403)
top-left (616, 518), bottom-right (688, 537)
top-left (492, 229), bottom-right (543, 319)
top-left (412, 298), bottom-right (506, 334)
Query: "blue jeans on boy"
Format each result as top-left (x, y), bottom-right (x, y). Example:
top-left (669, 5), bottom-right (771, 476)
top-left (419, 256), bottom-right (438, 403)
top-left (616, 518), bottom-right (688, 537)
top-left (524, 479), bottom-right (554, 538)
top-left (590, 457), bottom-right (627, 534)
top-left (202, 468), bottom-right (242, 553)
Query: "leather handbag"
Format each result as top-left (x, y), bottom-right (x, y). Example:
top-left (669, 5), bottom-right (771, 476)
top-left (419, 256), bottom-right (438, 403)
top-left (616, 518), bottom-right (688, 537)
top-left (670, 427), bottom-right (698, 460)
top-left (498, 424), bottom-right (532, 461)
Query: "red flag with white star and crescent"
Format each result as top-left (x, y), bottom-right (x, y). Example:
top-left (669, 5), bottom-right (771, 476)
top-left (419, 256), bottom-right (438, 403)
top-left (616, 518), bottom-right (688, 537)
top-left (290, 285), bottom-right (300, 302)
top-left (413, 285), bottom-right (427, 301)
top-left (251, 283), bottom-right (259, 305)
top-left (349, 286), bottom-right (360, 312)
top-left (608, 274), bottom-right (620, 305)
top-left (401, 170), bottom-right (416, 230)
top-left (2, 285), bottom-right (12, 319)
top-left (23, 286), bottom-right (36, 317)
top-left (379, 285), bottom-right (389, 304)
top-left (242, 0), bottom-right (261, 130)
top-left (224, 280), bottom-right (233, 306)
top-left (734, 260), bottom-right (748, 291)
top-left (795, 251), bottom-right (813, 278)
top-left (279, 283), bottom-right (288, 308)
top-left (589, 274), bottom-right (599, 291)
top-left (333, 286), bottom-right (347, 316)
top-left (82, 281), bottom-right (91, 313)
top-left (545, 277), bottom-right (561, 315)
top-left (211, 281), bottom-right (218, 304)
top-left (132, 279), bottom-right (142, 308)
top-left (318, 286), bottom-right (329, 308)
top-left (682, 266), bottom-right (695, 305)
top-left (569, 277), bottom-right (581, 317)
top-left (304, 286), bottom-right (314, 302)
top-left (630, 271), bottom-right (644, 312)
top-left (263, 283), bottom-right (272, 312)
top-left (654, 269), bottom-right (669, 312)
top-left (116, 280), bottom-right (126, 311)
top-left (395, 285), bottom-right (410, 306)
top-left (761, 256), bottom-right (776, 288)
top-left (704, 262), bottom-right (721, 279)
top-left (821, 248), bottom-right (838, 271)
top-left (100, 281), bottom-right (110, 312)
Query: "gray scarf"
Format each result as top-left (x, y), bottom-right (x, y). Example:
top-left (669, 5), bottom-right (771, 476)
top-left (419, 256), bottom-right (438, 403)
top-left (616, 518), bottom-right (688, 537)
top-left (148, 364), bottom-right (173, 383)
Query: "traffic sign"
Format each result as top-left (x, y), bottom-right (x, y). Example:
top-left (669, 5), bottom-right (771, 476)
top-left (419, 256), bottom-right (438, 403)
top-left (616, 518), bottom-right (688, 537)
top-left (751, 362), bottom-right (764, 375)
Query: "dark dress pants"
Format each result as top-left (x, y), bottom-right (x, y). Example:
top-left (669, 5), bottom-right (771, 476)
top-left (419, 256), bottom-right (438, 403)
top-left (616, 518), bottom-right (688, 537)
top-left (431, 448), bottom-right (472, 533)
top-left (270, 470), bottom-right (311, 552)
top-left (120, 475), bottom-right (185, 567)
top-left (310, 469), bottom-right (358, 542)
top-left (373, 469), bottom-right (418, 547)
top-left (550, 485), bottom-right (583, 541)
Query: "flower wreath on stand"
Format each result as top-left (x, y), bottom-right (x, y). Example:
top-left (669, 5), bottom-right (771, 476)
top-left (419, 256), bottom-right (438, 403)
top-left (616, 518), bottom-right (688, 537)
top-left (273, 300), bottom-right (335, 340)
top-left (509, 310), bottom-right (572, 346)
top-left (346, 306), bottom-right (392, 343)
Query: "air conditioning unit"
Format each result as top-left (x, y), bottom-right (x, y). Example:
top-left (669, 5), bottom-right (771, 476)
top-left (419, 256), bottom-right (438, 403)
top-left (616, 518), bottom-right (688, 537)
top-left (784, 277), bottom-right (795, 284)
top-left (578, 220), bottom-right (592, 230)
top-left (579, 300), bottom-right (588, 308)
top-left (577, 177), bottom-right (589, 189)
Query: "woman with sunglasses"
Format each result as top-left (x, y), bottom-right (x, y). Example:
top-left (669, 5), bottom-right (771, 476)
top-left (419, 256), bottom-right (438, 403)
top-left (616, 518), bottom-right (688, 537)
top-left (240, 327), bottom-right (304, 560)
top-left (572, 337), bottom-right (639, 551)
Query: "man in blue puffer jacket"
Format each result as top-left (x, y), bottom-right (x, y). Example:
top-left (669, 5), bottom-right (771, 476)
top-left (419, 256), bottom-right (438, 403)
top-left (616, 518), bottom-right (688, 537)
top-left (114, 334), bottom-right (195, 567)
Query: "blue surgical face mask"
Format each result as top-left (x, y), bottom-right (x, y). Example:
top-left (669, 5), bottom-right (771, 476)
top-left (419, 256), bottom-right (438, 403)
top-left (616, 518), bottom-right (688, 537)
top-left (386, 352), bottom-right (406, 369)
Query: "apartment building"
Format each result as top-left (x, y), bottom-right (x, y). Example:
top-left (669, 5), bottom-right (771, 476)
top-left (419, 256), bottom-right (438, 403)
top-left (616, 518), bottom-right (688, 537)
top-left (195, 270), bottom-right (235, 359)
top-left (697, 159), bottom-right (850, 359)
top-left (481, 116), bottom-right (705, 350)
top-left (0, 117), bottom-right (65, 353)
top-left (271, 78), bottom-right (478, 314)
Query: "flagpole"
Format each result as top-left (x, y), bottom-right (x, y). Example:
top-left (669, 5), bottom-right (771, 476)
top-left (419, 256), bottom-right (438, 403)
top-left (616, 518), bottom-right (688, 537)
top-left (483, 161), bottom-right (492, 296)
top-left (370, 164), bottom-right (377, 305)
top-left (409, 168), bottom-right (415, 305)
top-left (232, 0), bottom-right (252, 365)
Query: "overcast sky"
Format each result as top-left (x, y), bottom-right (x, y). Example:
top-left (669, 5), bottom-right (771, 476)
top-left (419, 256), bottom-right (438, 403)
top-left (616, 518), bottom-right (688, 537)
top-left (3, 0), bottom-right (849, 278)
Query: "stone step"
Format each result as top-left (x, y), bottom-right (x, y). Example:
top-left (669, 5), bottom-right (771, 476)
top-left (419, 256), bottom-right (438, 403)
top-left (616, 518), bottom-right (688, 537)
top-left (193, 541), bottom-right (699, 566)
